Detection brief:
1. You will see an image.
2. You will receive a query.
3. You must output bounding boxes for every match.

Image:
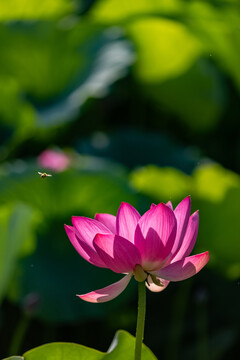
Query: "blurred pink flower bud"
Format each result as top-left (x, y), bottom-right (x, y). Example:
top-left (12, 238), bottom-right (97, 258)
top-left (38, 149), bottom-right (70, 172)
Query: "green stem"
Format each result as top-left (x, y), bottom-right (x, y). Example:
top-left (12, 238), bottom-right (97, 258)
top-left (135, 281), bottom-right (146, 360)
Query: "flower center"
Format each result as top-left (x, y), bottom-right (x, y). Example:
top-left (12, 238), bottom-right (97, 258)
top-left (133, 264), bottom-right (148, 282)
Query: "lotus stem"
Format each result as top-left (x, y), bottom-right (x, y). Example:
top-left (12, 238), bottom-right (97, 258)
top-left (135, 281), bottom-right (146, 360)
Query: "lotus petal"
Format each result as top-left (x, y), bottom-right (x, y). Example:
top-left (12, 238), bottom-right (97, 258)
top-left (65, 225), bottom-right (106, 267)
top-left (94, 213), bottom-right (116, 233)
top-left (171, 211), bottom-right (199, 262)
top-left (166, 201), bottom-right (173, 210)
top-left (156, 252), bottom-right (209, 281)
top-left (116, 202), bottom-right (141, 243)
top-left (146, 276), bottom-right (170, 292)
top-left (72, 216), bottom-right (111, 247)
top-left (135, 203), bottom-right (177, 270)
top-left (78, 274), bottom-right (132, 303)
top-left (94, 233), bottom-right (141, 273)
top-left (171, 196), bottom-right (191, 255)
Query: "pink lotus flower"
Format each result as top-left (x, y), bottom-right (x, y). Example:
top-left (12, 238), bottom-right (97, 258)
top-left (65, 196), bottom-right (209, 303)
top-left (38, 149), bottom-right (70, 172)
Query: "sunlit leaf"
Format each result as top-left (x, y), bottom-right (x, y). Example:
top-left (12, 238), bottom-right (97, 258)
top-left (24, 342), bottom-right (103, 359)
top-left (193, 163), bottom-right (239, 202)
top-left (89, 0), bottom-right (182, 24)
top-left (105, 330), bottom-right (157, 359)
top-left (127, 17), bottom-right (203, 83)
top-left (22, 331), bottom-right (157, 359)
top-left (130, 165), bottom-right (191, 203)
top-left (0, 0), bottom-right (75, 21)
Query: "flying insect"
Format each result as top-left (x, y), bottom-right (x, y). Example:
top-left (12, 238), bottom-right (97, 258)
top-left (38, 172), bottom-right (52, 178)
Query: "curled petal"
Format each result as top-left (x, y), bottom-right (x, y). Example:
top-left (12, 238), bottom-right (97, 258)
top-left (94, 233), bottom-right (141, 273)
top-left (135, 203), bottom-right (177, 270)
top-left (72, 217), bottom-right (112, 247)
top-left (171, 196), bottom-right (191, 255)
top-left (116, 202), bottom-right (141, 243)
top-left (78, 274), bottom-right (132, 303)
top-left (171, 211), bottom-right (199, 262)
top-left (64, 225), bottom-right (106, 267)
top-left (146, 276), bottom-right (170, 292)
top-left (156, 252), bottom-right (209, 281)
top-left (94, 213), bottom-right (116, 233)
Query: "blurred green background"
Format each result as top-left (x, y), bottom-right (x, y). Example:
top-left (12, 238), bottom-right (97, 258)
top-left (0, 0), bottom-right (239, 359)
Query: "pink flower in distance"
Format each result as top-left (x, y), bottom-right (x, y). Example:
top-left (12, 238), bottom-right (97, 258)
top-left (65, 196), bottom-right (209, 303)
top-left (38, 149), bottom-right (70, 172)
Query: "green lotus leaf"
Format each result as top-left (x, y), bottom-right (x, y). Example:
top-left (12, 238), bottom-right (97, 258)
top-left (21, 331), bottom-right (157, 360)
